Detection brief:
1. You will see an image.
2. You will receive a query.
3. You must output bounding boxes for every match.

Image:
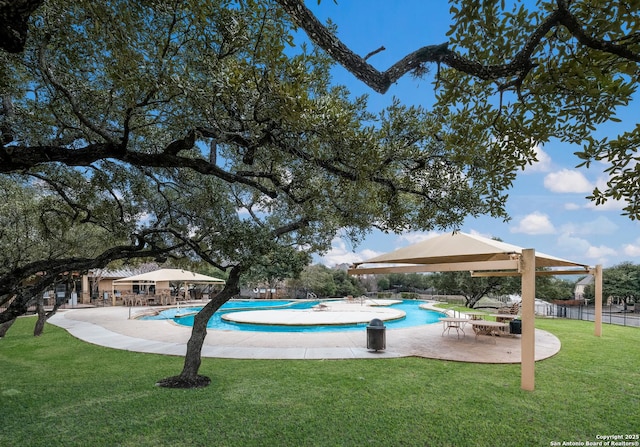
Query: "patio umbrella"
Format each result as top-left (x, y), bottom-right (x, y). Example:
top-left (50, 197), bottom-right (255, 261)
top-left (113, 268), bottom-right (225, 298)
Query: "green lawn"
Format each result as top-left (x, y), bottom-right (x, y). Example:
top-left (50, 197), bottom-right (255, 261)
top-left (1, 316), bottom-right (639, 447)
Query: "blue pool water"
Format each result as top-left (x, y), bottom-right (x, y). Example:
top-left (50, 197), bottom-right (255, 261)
top-left (141, 299), bottom-right (444, 333)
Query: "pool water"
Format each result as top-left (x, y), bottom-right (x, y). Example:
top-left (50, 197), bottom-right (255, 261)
top-left (141, 299), bottom-right (444, 333)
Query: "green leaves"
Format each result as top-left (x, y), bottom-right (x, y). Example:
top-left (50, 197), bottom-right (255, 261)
top-left (6, 0), bottom-right (638, 314)
top-left (435, 0), bottom-right (640, 218)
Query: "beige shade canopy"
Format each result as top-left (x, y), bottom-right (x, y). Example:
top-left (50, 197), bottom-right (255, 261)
top-left (350, 231), bottom-right (590, 273)
top-left (348, 231), bottom-right (601, 392)
top-left (113, 268), bottom-right (225, 286)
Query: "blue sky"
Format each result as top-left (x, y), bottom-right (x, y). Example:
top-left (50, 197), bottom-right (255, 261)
top-left (302, 1), bottom-right (640, 269)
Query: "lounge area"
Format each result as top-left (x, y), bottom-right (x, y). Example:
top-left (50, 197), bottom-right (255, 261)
top-left (110, 268), bottom-right (225, 306)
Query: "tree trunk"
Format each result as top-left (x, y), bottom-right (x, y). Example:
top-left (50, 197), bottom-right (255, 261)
top-left (0, 317), bottom-right (16, 337)
top-left (465, 293), bottom-right (484, 309)
top-left (33, 280), bottom-right (69, 336)
top-left (33, 297), bottom-right (46, 336)
top-left (156, 265), bottom-right (243, 388)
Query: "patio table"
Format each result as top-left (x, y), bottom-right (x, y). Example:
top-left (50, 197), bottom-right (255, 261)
top-left (470, 320), bottom-right (509, 342)
top-left (439, 317), bottom-right (469, 338)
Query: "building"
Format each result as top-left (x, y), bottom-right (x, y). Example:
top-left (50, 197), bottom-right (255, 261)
top-left (574, 275), bottom-right (594, 300)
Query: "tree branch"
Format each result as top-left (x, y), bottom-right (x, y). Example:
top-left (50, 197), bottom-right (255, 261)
top-left (38, 42), bottom-right (117, 143)
top-left (555, 0), bottom-right (640, 62)
top-left (276, 0), bottom-right (639, 94)
top-left (0, 0), bottom-right (44, 53)
top-left (0, 234), bottom-right (185, 323)
top-left (0, 139), bottom-right (280, 198)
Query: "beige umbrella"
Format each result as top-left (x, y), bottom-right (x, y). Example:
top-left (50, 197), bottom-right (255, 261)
top-left (114, 268), bottom-right (225, 285)
top-left (113, 268), bottom-right (225, 300)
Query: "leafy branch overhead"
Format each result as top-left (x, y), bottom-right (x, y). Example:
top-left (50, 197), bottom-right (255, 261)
top-left (277, 0), bottom-right (640, 218)
top-left (0, 0), bottom-right (508, 385)
top-left (2, 1), bottom-right (639, 216)
top-left (1, 0), bottom-right (639, 386)
top-left (278, 0), bottom-right (639, 93)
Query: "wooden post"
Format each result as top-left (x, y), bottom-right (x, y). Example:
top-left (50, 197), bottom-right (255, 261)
top-left (81, 274), bottom-right (90, 304)
top-left (594, 264), bottom-right (603, 337)
top-left (521, 249), bottom-right (536, 391)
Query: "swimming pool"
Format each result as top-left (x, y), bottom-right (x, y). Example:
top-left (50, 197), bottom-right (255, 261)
top-left (141, 299), bottom-right (444, 332)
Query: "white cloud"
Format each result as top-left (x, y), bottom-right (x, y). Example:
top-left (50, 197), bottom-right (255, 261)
top-left (564, 202), bottom-right (581, 210)
top-left (397, 231), bottom-right (441, 245)
top-left (585, 198), bottom-right (626, 211)
top-left (555, 234), bottom-right (617, 264)
top-left (585, 245), bottom-right (617, 259)
top-left (510, 212), bottom-right (556, 235)
top-left (468, 229), bottom-right (494, 239)
top-left (579, 175), bottom-right (628, 211)
top-left (525, 145), bottom-right (552, 173)
top-left (623, 241), bottom-right (640, 257)
top-left (559, 216), bottom-right (618, 236)
top-left (544, 169), bottom-right (593, 193)
top-left (555, 234), bottom-right (591, 253)
top-left (318, 238), bottom-right (382, 267)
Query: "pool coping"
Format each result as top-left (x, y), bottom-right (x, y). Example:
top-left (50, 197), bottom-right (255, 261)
top-left (47, 302), bottom-right (561, 363)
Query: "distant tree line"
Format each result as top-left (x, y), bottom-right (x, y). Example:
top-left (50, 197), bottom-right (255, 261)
top-left (584, 262), bottom-right (640, 307)
top-left (375, 271), bottom-right (574, 309)
top-left (284, 264), bottom-right (365, 298)
top-left (280, 266), bottom-right (578, 308)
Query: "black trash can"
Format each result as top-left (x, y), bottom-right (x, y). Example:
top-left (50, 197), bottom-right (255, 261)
top-left (509, 319), bottom-right (522, 335)
top-left (367, 318), bottom-right (386, 351)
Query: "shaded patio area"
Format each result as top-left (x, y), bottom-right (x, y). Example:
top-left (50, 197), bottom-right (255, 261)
top-left (348, 231), bottom-right (598, 390)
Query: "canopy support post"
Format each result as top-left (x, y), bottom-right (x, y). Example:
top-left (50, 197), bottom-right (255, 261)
top-left (521, 248), bottom-right (536, 391)
top-left (594, 264), bottom-right (603, 337)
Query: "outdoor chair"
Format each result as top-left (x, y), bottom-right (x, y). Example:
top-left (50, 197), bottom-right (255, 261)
top-left (497, 302), bottom-right (520, 315)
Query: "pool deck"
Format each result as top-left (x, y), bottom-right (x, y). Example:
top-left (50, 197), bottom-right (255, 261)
top-left (48, 302), bottom-right (561, 363)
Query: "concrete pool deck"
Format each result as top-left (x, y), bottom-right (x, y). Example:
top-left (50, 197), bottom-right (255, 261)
top-left (48, 302), bottom-right (561, 363)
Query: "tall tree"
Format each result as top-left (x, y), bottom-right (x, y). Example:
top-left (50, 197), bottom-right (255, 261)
top-left (431, 271), bottom-right (519, 308)
top-left (585, 262), bottom-right (640, 306)
top-left (242, 247), bottom-right (311, 299)
top-left (1, 0), bottom-right (513, 387)
top-left (534, 275), bottom-right (574, 301)
top-left (277, 0), bottom-right (640, 218)
top-left (293, 264), bottom-right (340, 298)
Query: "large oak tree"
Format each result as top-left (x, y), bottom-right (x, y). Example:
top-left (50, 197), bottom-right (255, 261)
top-left (279, 0), bottom-right (640, 218)
top-left (2, 0), bottom-right (638, 387)
top-left (1, 0), bottom-right (506, 387)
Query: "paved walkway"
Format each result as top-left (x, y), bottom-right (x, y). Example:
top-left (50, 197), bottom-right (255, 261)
top-left (48, 304), bottom-right (561, 363)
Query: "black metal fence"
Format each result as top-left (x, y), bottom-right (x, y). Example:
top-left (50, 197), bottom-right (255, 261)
top-left (543, 303), bottom-right (640, 328)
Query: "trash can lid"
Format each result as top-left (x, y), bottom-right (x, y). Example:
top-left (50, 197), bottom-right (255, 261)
top-left (368, 318), bottom-right (385, 327)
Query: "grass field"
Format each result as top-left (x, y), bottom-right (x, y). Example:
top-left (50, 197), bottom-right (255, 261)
top-left (1, 316), bottom-right (639, 446)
